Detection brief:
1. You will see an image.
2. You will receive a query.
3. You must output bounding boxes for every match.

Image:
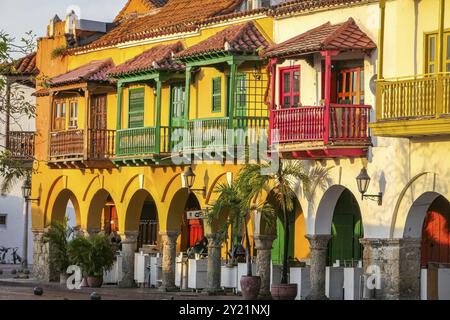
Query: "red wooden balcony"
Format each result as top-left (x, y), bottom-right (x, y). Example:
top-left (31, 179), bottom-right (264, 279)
top-left (7, 131), bottom-right (35, 162)
top-left (49, 129), bottom-right (115, 164)
top-left (270, 104), bottom-right (371, 159)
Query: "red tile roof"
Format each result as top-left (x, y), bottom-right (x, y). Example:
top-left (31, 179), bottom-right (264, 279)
top-left (0, 52), bottom-right (38, 76)
top-left (272, 0), bottom-right (371, 17)
top-left (68, 0), bottom-right (245, 54)
top-left (32, 88), bottom-right (50, 97)
top-left (108, 42), bottom-right (185, 77)
top-left (264, 18), bottom-right (376, 58)
top-left (114, 0), bottom-right (168, 23)
top-left (176, 22), bottom-right (269, 60)
top-left (49, 59), bottom-right (115, 87)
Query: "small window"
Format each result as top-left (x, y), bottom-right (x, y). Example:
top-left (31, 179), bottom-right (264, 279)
top-left (212, 77), bottom-right (222, 112)
top-left (279, 66), bottom-right (300, 108)
top-left (128, 88), bottom-right (145, 128)
top-left (53, 101), bottom-right (66, 131)
top-left (0, 214), bottom-right (6, 227)
top-left (69, 101), bottom-right (78, 129)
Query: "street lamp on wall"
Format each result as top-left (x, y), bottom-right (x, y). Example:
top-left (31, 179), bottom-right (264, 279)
top-left (356, 168), bottom-right (383, 206)
top-left (183, 166), bottom-right (206, 198)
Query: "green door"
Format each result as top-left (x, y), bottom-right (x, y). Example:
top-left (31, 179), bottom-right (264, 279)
top-left (272, 216), bottom-right (295, 265)
top-left (328, 190), bottom-right (363, 266)
top-left (170, 84), bottom-right (186, 127)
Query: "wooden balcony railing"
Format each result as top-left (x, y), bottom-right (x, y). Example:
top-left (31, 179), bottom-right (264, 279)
top-left (88, 129), bottom-right (116, 160)
top-left (49, 130), bottom-right (84, 160)
top-left (377, 73), bottom-right (450, 120)
top-left (271, 104), bottom-right (371, 145)
top-left (7, 131), bottom-right (35, 161)
top-left (186, 116), bottom-right (269, 150)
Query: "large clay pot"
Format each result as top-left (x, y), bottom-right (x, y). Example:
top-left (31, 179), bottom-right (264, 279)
top-left (87, 276), bottom-right (103, 288)
top-left (271, 283), bottom-right (298, 300)
top-left (240, 276), bottom-right (261, 300)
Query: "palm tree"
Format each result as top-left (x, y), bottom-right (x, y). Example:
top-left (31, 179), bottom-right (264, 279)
top-left (208, 179), bottom-right (274, 277)
top-left (237, 160), bottom-right (327, 284)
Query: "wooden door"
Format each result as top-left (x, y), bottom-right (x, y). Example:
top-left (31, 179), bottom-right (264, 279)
top-left (271, 216), bottom-right (295, 265)
top-left (189, 219), bottom-right (204, 248)
top-left (336, 67), bottom-right (365, 105)
top-left (421, 209), bottom-right (450, 267)
top-left (279, 66), bottom-right (300, 108)
top-left (90, 94), bottom-right (108, 158)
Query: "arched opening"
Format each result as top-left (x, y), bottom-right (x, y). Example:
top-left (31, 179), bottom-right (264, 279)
top-left (50, 189), bottom-right (81, 230)
top-left (87, 189), bottom-right (118, 234)
top-left (124, 189), bottom-right (160, 252)
top-left (327, 189), bottom-right (363, 266)
top-left (420, 196), bottom-right (450, 268)
top-left (167, 189), bottom-right (204, 253)
top-left (181, 192), bottom-right (203, 252)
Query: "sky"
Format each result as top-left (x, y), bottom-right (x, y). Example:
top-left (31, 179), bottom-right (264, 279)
top-left (0, 0), bottom-right (128, 45)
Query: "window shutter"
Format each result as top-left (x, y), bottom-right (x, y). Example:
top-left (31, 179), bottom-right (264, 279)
top-left (212, 77), bottom-right (222, 112)
top-left (129, 88), bottom-right (145, 128)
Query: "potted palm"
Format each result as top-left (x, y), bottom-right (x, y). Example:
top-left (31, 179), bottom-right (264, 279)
top-left (42, 219), bottom-right (74, 285)
top-left (209, 174), bottom-right (274, 300)
top-left (68, 232), bottom-right (115, 288)
top-left (238, 161), bottom-right (327, 300)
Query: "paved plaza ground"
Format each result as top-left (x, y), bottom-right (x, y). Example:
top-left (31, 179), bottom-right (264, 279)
top-left (0, 264), bottom-right (241, 300)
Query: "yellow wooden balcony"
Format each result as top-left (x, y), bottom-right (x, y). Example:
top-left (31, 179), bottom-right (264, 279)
top-left (371, 73), bottom-right (450, 137)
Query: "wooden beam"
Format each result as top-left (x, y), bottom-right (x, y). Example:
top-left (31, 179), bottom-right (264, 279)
top-left (83, 89), bottom-right (90, 160)
top-left (437, 0), bottom-right (445, 74)
top-left (155, 78), bottom-right (163, 154)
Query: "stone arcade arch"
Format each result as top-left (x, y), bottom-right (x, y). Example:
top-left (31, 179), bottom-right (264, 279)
top-left (308, 185), bottom-right (363, 299)
top-left (49, 189), bottom-right (81, 228)
top-left (401, 192), bottom-right (450, 300)
top-left (86, 189), bottom-right (118, 234)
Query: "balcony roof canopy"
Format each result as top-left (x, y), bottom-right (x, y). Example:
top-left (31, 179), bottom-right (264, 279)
top-left (108, 42), bottom-right (185, 79)
top-left (263, 18), bottom-right (376, 60)
top-left (175, 21), bottom-right (269, 64)
top-left (0, 52), bottom-right (38, 87)
top-left (49, 58), bottom-right (115, 87)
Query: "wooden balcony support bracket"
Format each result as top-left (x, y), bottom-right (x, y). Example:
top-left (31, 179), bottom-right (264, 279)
top-left (320, 50), bottom-right (340, 145)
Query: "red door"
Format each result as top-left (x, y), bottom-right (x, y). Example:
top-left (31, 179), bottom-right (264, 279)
top-left (421, 210), bottom-right (450, 267)
top-left (189, 219), bottom-right (204, 248)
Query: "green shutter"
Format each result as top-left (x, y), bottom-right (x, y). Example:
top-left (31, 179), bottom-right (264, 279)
top-left (212, 77), bottom-right (222, 112)
top-left (128, 88), bottom-right (145, 128)
top-left (271, 216), bottom-right (295, 265)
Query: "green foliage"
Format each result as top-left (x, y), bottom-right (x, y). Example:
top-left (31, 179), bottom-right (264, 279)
top-left (42, 220), bottom-right (74, 274)
top-left (51, 46), bottom-right (67, 59)
top-left (0, 151), bottom-right (32, 195)
top-left (68, 233), bottom-right (115, 277)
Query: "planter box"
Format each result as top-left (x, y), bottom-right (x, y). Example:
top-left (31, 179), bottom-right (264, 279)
top-left (271, 264), bottom-right (282, 286)
top-left (421, 267), bottom-right (450, 300)
top-left (237, 262), bottom-right (257, 293)
top-left (326, 267), bottom-right (344, 300)
top-left (104, 255), bottom-right (123, 284)
top-left (343, 267), bottom-right (363, 300)
top-left (221, 265), bottom-right (238, 289)
top-left (289, 267), bottom-right (311, 300)
top-left (175, 253), bottom-right (189, 289)
top-left (188, 259), bottom-right (208, 290)
top-left (135, 252), bottom-right (150, 286)
top-left (149, 255), bottom-right (162, 288)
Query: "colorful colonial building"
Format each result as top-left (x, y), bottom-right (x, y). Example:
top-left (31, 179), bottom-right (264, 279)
top-left (29, 0), bottom-right (450, 300)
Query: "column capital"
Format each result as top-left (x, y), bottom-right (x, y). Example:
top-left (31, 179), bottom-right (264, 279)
top-left (306, 234), bottom-right (332, 250)
top-left (121, 231), bottom-right (139, 243)
top-left (253, 234), bottom-right (277, 250)
top-left (160, 231), bottom-right (180, 244)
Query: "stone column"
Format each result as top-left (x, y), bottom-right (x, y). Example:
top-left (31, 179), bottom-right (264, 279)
top-left (159, 231), bottom-right (179, 292)
top-left (361, 238), bottom-right (421, 300)
top-left (32, 230), bottom-right (49, 281)
top-left (118, 231), bottom-right (138, 288)
top-left (206, 233), bottom-right (223, 295)
top-left (254, 234), bottom-right (276, 298)
top-left (305, 234), bottom-right (331, 300)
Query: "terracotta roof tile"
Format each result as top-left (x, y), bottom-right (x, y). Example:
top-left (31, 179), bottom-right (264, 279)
top-left (272, 0), bottom-right (371, 17)
top-left (49, 59), bottom-right (115, 87)
top-left (0, 52), bottom-right (38, 76)
top-left (68, 0), bottom-right (245, 54)
top-left (108, 42), bottom-right (185, 77)
top-left (32, 88), bottom-right (50, 97)
top-left (264, 18), bottom-right (376, 58)
top-left (114, 0), bottom-right (168, 23)
top-left (176, 21), bottom-right (269, 60)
